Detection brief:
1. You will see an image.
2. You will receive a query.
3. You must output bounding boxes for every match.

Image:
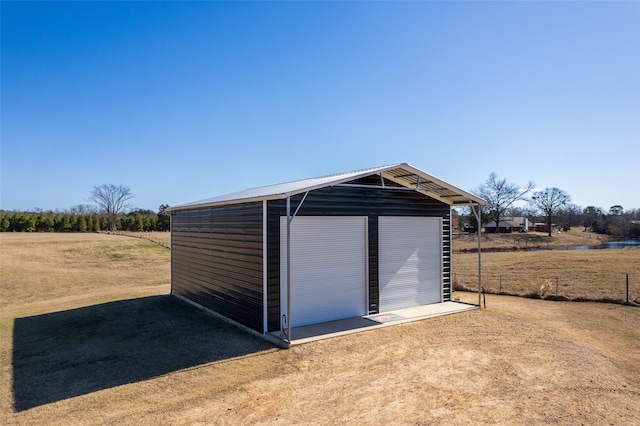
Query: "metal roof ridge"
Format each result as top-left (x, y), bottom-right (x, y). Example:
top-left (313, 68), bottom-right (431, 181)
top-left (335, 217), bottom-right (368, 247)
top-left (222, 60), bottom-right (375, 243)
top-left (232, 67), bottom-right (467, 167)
top-left (279, 163), bottom-right (403, 197)
top-left (247, 163), bottom-right (401, 192)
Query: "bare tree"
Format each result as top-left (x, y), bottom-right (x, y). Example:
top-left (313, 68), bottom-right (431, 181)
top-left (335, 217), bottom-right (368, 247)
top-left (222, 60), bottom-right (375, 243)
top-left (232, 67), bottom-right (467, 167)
top-left (531, 187), bottom-right (571, 237)
top-left (609, 205), bottom-right (623, 216)
top-left (66, 204), bottom-right (98, 215)
top-left (474, 173), bottom-right (535, 233)
top-left (557, 203), bottom-right (582, 230)
top-left (88, 184), bottom-right (134, 231)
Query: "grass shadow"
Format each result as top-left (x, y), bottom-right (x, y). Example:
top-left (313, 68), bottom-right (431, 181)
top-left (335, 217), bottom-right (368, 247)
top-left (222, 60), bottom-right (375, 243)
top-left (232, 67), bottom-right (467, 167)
top-left (12, 295), bottom-right (274, 411)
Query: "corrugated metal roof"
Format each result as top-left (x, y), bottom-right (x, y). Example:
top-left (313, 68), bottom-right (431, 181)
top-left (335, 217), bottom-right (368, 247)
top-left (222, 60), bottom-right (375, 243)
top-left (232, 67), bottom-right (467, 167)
top-left (169, 163), bottom-right (485, 211)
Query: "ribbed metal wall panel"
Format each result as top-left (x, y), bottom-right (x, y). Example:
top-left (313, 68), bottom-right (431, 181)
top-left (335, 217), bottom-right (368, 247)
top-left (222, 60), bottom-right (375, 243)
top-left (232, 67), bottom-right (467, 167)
top-left (266, 178), bottom-right (451, 332)
top-left (442, 216), bottom-right (452, 300)
top-left (171, 202), bottom-right (263, 332)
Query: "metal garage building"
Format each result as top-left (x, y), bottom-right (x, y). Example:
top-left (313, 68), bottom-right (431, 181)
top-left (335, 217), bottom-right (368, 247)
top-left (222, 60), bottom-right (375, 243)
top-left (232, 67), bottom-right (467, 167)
top-left (168, 163), bottom-right (485, 345)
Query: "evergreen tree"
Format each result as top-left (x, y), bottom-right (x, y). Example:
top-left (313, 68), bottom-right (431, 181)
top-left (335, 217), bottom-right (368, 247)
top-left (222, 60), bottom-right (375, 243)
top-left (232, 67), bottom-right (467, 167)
top-left (70, 215), bottom-right (79, 231)
top-left (86, 215), bottom-right (94, 232)
top-left (145, 215), bottom-right (157, 231)
top-left (78, 215), bottom-right (88, 232)
top-left (35, 214), bottom-right (54, 232)
top-left (53, 214), bottom-right (64, 232)
top-left (0, 214), bottom-right (9, 232)
top-left (157, 204), bottom-right (170, 231)
top-left (23, 213), bottom-right (37, 232)
top-left (7, 214), bottom-right (18, 231)
top-left (100, 215), bottom-right (109, 230)
top-left (62, 214), bottom-right (72, 231)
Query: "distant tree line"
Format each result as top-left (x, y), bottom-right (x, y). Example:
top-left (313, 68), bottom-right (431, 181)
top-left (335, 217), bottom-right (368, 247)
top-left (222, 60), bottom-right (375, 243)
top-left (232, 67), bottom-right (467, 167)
top-left (3, 179), bottom-right (638, 238)
top-left (581, 205), bottom-right (640, 238)
top-left (458, 203), bottom-right (640, 238)
top-left (460, 173), bottom-right (640, 239)
top-left (1, 184), bottom-right (170, 233)
top-left (0, 205), bottom-right (170, 233)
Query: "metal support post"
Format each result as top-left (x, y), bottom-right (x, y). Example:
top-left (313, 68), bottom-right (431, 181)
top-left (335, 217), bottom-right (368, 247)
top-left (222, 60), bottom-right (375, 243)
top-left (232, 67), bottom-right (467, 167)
top-left (286, 196), bottom-right (292, 342)
top-left (470, 203), bottom-right (482, 309)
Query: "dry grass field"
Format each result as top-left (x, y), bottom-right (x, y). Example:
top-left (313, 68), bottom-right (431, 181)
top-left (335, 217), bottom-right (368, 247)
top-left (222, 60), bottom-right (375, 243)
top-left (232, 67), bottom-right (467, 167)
top-left (0, 233), bottom-right (170, 310)
top-left (1, 233), bottom-right (640, 425)
top-left (452, 244), bottom-right (640, 303)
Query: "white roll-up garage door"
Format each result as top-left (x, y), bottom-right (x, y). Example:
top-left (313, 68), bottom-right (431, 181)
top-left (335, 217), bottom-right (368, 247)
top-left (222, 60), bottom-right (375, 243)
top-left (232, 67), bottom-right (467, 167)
top-left (280, 216), bottom-right (368, 327)
top-left (379, 216), bottom-right (442, 312)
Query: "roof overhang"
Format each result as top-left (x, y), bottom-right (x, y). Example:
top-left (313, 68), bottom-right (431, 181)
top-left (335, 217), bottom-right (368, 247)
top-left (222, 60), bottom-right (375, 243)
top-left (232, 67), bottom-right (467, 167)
top-left (168, 163), bottom-right (486, 212)
top-left (363, 163), bottom-right (486, 207)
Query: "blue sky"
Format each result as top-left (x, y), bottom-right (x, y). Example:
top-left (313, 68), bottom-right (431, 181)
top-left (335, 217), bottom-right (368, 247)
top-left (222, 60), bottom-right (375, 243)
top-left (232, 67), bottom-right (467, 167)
top-left (2, 1), bottom-right (639, 213)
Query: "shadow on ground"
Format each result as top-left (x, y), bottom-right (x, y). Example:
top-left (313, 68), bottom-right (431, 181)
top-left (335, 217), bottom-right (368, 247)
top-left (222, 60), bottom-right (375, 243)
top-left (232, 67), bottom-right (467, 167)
top-left (12, 295), bottom-right (275, 411)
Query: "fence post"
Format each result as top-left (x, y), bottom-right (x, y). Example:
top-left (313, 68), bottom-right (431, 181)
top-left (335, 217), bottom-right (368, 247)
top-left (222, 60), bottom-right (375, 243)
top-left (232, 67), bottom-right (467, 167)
top-left (627, 273), bottom-right (629, 304)
top-left (499, 274), bottom-right (502, 293)
top-left (556, 275), bottom-right (559, 297)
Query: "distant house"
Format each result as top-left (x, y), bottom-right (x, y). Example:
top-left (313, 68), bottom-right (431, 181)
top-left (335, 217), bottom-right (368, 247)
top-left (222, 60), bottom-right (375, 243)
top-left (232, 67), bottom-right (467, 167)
top-left (534, 223), bottom-right (555, 233)
top-left (483, 217), bottom-right (530, 233)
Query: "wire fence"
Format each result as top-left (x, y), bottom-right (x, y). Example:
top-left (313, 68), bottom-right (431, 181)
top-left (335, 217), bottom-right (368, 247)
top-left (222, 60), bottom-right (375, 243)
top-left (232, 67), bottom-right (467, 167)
top-left (453, 272), bottom-right (640, 306)
top-left (101, 231), bottom-right (170, 249)
top-left (103, 231), bottom-right (638, 306)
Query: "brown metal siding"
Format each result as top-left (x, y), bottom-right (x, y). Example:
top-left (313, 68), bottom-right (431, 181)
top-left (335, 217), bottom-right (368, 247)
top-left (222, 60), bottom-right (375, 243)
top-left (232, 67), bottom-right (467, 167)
top-left (171, 203), bottom-right (263, 332)
top-left (266, 180), bottom-right (451, 332)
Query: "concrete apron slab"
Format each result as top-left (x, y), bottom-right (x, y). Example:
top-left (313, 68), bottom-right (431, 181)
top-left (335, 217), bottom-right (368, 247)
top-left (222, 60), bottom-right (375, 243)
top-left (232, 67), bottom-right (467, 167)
top-left (284, 301), bottom-right (478, 346)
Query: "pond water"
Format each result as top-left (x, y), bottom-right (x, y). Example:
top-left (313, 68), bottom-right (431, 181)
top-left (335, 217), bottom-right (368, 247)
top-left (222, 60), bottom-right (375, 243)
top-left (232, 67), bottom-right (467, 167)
top-left (557, 240), bottom-right (640, 251)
